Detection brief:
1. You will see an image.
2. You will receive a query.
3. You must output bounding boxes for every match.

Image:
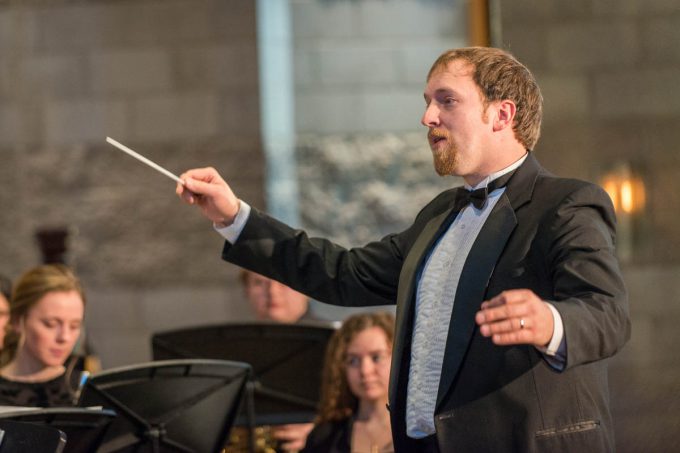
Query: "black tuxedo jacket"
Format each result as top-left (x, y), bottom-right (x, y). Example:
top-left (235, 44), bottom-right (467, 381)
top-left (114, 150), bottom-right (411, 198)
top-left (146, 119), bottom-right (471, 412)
top-left (223, 154), bottom-right (630, 452)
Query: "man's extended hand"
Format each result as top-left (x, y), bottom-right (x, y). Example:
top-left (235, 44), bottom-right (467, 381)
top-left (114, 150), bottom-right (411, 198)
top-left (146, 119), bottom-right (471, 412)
top-left (475, 289), bottom-right (554, 347)
top-left (176, 167), bottom-right (240, 226)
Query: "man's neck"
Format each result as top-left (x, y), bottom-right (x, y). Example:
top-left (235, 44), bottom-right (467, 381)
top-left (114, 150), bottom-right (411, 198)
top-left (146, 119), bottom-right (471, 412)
top-left (463, 150), bottom-right (528, 187)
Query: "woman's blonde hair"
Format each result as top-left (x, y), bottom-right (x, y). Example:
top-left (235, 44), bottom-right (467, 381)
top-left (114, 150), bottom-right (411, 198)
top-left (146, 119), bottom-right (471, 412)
top-left (315, 311), bottom-right (395, 424)
top-left (1, 264), bottom-right (85, 366)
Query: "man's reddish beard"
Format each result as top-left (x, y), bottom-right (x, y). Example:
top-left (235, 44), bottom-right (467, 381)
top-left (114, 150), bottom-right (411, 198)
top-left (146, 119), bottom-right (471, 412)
top-left (428, 128), bottom-right (457, 176)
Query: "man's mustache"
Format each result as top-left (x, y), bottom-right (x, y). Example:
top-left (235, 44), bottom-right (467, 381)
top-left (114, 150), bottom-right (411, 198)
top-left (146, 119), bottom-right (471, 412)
top-left (428, 129), bottom-right (449, 141)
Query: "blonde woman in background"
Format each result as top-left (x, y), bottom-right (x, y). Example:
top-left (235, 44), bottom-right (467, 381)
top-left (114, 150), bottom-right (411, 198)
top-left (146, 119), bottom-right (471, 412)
top-left (0, 264), bottom-right (85, 407)
top-left (302, 312), bottom-right (394, 453)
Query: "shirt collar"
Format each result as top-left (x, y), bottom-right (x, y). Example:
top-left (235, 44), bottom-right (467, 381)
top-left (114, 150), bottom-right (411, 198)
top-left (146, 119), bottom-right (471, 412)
top-left (467, 153), bottom-right (529, 190)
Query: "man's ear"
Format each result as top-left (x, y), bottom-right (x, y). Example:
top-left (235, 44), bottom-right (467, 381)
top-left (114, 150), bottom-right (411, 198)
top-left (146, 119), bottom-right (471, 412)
top-left (493, 100), bottom-right (516, 132)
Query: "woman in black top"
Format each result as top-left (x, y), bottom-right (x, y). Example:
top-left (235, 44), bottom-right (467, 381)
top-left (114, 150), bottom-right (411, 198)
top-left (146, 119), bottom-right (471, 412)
top-left (302, 312), bottom-right (395, 453)
top-left (0, 264), bottom-right (85, 407)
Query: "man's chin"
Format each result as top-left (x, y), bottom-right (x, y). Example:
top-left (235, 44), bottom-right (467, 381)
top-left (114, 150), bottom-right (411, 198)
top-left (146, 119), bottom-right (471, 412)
top-left (432, 156), bottom-right (457, 176)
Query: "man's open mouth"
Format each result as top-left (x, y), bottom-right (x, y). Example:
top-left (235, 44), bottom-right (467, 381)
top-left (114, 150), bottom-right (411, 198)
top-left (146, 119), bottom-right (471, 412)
top-left (429, 131), bottom-right (447, 146)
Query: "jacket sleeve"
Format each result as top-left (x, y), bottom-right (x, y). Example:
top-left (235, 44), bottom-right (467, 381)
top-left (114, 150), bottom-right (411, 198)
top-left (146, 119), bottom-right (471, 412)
top-left (221, 207), bottom-right (410, 307)
top-left (541, 182), bottom-right (631, 369)
top-left (221, 190), bottom-right (457, 308)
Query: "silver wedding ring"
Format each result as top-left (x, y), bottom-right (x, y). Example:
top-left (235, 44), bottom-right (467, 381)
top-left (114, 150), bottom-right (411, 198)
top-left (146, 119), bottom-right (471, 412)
top-left (519, 318), bottom-right (525, 329)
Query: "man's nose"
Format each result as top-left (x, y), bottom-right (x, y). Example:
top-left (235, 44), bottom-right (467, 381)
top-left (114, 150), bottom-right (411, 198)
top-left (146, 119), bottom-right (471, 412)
top-left (421, 104), bottom-right (440, 127)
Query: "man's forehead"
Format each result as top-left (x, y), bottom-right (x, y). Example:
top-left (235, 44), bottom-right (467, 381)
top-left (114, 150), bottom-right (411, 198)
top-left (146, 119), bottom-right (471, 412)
top-left (429, 58), bottom-right (474, 80)
top-left (424, 60), bottom-right (476, 97)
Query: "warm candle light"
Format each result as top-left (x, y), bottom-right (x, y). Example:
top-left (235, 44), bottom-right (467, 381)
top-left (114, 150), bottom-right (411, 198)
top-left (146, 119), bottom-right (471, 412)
top-left (600, 163), bottom-right (645, 215)
top-left (621, 180), bottom-right (633, 214)
top-left (603, 180), bottom-right (620, 212)
top-left (600, 162), bottom-right (646, 262)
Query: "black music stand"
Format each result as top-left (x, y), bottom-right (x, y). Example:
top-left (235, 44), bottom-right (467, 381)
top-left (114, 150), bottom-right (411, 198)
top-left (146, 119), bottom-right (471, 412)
top-left (0, 407), bottom-right (115, 453)
top-left (151, 322), bottom-right (336, 426)
top-left (77, 359), bottom-right (250, 453)
top-left (0, 419), bottom-right (66, 453)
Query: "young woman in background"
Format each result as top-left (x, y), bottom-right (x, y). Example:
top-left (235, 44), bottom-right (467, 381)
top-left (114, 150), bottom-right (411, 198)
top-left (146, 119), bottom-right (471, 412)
top-left (303, 312), bottom-right (395, 453)
top-left (0, 264), bottom-right (85, 407)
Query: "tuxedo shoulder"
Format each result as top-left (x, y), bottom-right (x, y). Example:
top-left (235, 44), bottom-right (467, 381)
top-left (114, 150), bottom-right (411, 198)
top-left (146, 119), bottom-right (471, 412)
top-left (535, 174), bottom-right (609, 201)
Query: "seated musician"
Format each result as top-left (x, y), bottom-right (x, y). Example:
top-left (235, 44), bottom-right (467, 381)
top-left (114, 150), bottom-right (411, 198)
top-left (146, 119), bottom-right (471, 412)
top-left (227, 270), bottom-right (317, 452)
top-left (241, 269), bottom-right (316, 324)
top-left (302, 312), bottom-right (395, 453)
top-left (0, 264), bottom-right (85, 407)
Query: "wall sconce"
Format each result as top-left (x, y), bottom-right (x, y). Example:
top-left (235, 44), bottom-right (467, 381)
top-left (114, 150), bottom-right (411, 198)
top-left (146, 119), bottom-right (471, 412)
top-left (600, 162), bottom-right (646, 262)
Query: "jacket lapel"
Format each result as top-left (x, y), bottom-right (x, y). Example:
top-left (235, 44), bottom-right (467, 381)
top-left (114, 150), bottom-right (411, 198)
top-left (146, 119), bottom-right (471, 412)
top-left (434, 195), bottom-right (516, 409)
top-left (434, 153), bottom-right (540, 410)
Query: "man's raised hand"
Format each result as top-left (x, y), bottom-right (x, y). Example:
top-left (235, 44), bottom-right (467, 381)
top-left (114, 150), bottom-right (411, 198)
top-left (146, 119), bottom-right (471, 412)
top-left (176, 167), bottom-right (240, 226)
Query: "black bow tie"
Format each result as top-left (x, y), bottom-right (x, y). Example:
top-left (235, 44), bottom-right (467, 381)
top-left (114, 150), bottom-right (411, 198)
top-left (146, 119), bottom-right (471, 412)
top-left (454, 169), bottom-right (517, 211)
top-left (457, 186), bottom-right (492, 210)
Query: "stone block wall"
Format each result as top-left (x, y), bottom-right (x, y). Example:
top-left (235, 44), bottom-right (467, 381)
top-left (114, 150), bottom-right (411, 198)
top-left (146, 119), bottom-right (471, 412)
top-left (297, 132), bottom-right (457, 247)
top-left (291, 0), bottom-right (467, 134)
top-left (290, 0), bottom-right (468, 245)
top-left (0, 0), bottom-right (264, 367)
